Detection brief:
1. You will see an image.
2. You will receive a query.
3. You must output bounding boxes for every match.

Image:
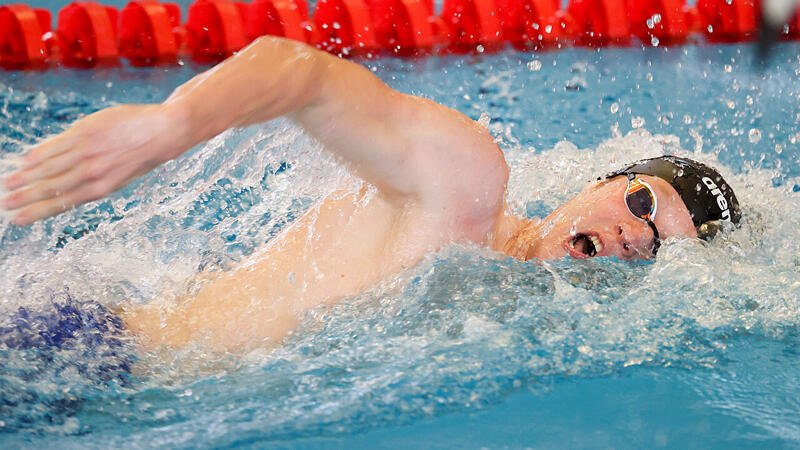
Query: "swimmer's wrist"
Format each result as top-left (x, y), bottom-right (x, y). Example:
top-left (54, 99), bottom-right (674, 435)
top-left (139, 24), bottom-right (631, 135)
top-left (158, 100), bottom-right (196, 161)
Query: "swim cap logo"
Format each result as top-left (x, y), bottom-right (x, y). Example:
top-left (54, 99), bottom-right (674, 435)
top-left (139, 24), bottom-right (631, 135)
top-left (701, 176), bottom-right (731, 220)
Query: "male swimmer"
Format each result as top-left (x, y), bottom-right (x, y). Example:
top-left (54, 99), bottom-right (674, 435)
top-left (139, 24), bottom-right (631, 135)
top-left (0, 37), bottom-right (740, 352)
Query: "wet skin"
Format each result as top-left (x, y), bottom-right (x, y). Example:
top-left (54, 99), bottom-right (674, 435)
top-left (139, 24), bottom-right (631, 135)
top-left (2, 37), bottom-right (697, 352)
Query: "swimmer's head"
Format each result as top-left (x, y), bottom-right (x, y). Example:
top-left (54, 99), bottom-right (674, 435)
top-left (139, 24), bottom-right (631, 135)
top-left (504, 156), bottom-right (741, 261)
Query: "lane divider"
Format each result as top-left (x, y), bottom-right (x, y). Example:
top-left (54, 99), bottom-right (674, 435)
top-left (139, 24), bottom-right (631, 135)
top-left (57, 2), bottom-right (119, 66)
top-left (0, 4), bottom-right (52, 68)
top-left (119, 0), bottom-right (182, 65)
top-left (0, 0), bottom-right (796, 69)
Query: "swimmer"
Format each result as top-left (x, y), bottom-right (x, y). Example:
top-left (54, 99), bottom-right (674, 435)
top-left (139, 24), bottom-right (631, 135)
top-left (0, 37), bottom-right (741, 352)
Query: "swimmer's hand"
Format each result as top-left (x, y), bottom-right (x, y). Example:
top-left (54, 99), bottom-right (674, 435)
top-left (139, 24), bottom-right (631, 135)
top-left (1, 103), bottom-right (188, 225)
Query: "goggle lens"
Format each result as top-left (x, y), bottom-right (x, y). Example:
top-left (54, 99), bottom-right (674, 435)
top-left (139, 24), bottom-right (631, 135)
top-left (623, 175), bottom-right (661, 256)
top-left (625, 179), bottom-right (656, 220)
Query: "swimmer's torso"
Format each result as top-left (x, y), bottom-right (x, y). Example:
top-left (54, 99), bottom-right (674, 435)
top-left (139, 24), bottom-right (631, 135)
top-left (123, 186), bottom-right (500, 351)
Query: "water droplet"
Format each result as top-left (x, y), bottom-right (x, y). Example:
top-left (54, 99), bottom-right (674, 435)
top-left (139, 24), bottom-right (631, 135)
top-left (478, 112), bottom-right (491, 128)
top-left (724, 64), bottom-right (732, 72)
top-left (527, 60), bottom-right (542, 71)
top-left (746, 95), bottom-right (754, 105)
top-left (646, 18), bottom-right (655, 29)
top-left (707, 25), bottom-right (714, 33)
top-left (631, 117), bottom-right (645, 129)
top-left (545, 25), bottom-right (552, 33)
top-left (726, 100), bottom-right (736, 109)
top-left (476, 45), bottom-right (485, 53)
top-left (748, 128), bottom-right (762, 143)
top-left (775, 144), bottom-right (784, 154)
top-left (646, 73), bottom-right (653, 82)
top-left (652, 13), bottom-right (662, 24)
top-left (683, 114), bottom-right (692, 124)
top-left (610, 102), bottom-right (619, 114)
top-left (332, 21), bottom-right (341, 30)
top-left (650, 36), bottom-right (660, 47)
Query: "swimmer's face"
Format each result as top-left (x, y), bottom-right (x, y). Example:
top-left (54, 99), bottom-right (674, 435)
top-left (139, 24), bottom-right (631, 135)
top-left (516, 175), bottom-right (697, 261)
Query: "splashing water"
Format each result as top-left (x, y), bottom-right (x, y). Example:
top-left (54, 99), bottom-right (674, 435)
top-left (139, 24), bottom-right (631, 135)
top-left (1, 43), bottom-right (799, 446)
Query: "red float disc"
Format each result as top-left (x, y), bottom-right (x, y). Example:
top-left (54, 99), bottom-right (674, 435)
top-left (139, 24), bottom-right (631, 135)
top-left (626, 0), bottom-right (689, 45)
top-left (787, 10), bottom-right (800, 40)
top-left (247, 0), bottom-right (310, 43)
top-left (186, 0), bottom-right (248, 60)
top-left (120, 0), bottom-right (180, 65)
top-left (57, 2), bottom-right (119, 67)
top-left (440, 0), bottom-right (502, 50)
top-left (696, 0), bottom-right (757, 42)
top-left (0, 4), bottom-right (48, 68)
top-left (371, 0), bottom-right (434, 53)
top-left (567, 0), bottom-right (631, 45)
top-left (313, 0), bottom-right (377, 54)
top-left (494, 0), bottom-right (564, 47)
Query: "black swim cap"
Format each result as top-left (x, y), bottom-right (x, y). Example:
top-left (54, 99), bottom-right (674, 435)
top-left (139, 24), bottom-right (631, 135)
top-left (603, 156), bottom-right (741, 239)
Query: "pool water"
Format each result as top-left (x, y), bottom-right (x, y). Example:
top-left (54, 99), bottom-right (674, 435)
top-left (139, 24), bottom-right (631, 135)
top-left (1, 7), bottom-right (800, 448)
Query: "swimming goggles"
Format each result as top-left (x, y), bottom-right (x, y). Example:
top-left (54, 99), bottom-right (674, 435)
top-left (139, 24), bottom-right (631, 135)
top-left (623, 173), bottom-right (661, 256)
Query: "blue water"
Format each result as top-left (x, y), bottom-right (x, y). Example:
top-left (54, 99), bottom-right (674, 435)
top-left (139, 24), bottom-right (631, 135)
top-left (2, 4), bottom-right (800, 447)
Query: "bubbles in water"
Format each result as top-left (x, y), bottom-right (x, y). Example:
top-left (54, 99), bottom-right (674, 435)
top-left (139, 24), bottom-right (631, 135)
top-left (527, 60), bottom-right (542, 71)
top-left (651, 36), bottom-right (660, 47)
top-left (727, 100), bottom-right (736, 109)
top-left (748, 128), bottom-right (762, 143)
top-left (683, 115), bottom-right (693, 125)
top-left (631, 117), bottom-right (646, 129)
top-left (610, 102), bottom-right (619, 114)
top-left (775, 143), bottom-right (784, 154)
top-left (724, 64), bottom-right (733, 73)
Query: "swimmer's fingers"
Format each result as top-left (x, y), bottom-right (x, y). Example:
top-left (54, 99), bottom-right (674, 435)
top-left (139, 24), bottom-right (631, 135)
top-left (9, 163), bottom-right (137, 225)
top-left (14, 105), bottom-right (140, 173)
top-left (20, 125), bottom-right (84, 169)
top-left (4, 146), bottom-right (87, 191)
top-left (4, 149), bottom-right (146, 220)
top-left (3, 163), bottom-right (91, 215)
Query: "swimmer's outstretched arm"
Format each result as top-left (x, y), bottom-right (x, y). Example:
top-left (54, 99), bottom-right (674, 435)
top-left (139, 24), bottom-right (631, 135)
top-left (3, 36), bottom-right (507, 226)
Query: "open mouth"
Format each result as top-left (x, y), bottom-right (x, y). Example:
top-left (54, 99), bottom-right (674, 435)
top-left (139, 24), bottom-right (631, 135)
top-left (565, 233), bottom-right (603, 258)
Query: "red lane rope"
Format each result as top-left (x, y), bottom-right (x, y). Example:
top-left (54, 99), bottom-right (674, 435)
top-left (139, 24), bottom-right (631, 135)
top-left (0, 4), bottom-right (51, 68)
top-left (119, 0), bottom-right (182, 65)
top-left (0, 0), bottom-right (796, 69)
